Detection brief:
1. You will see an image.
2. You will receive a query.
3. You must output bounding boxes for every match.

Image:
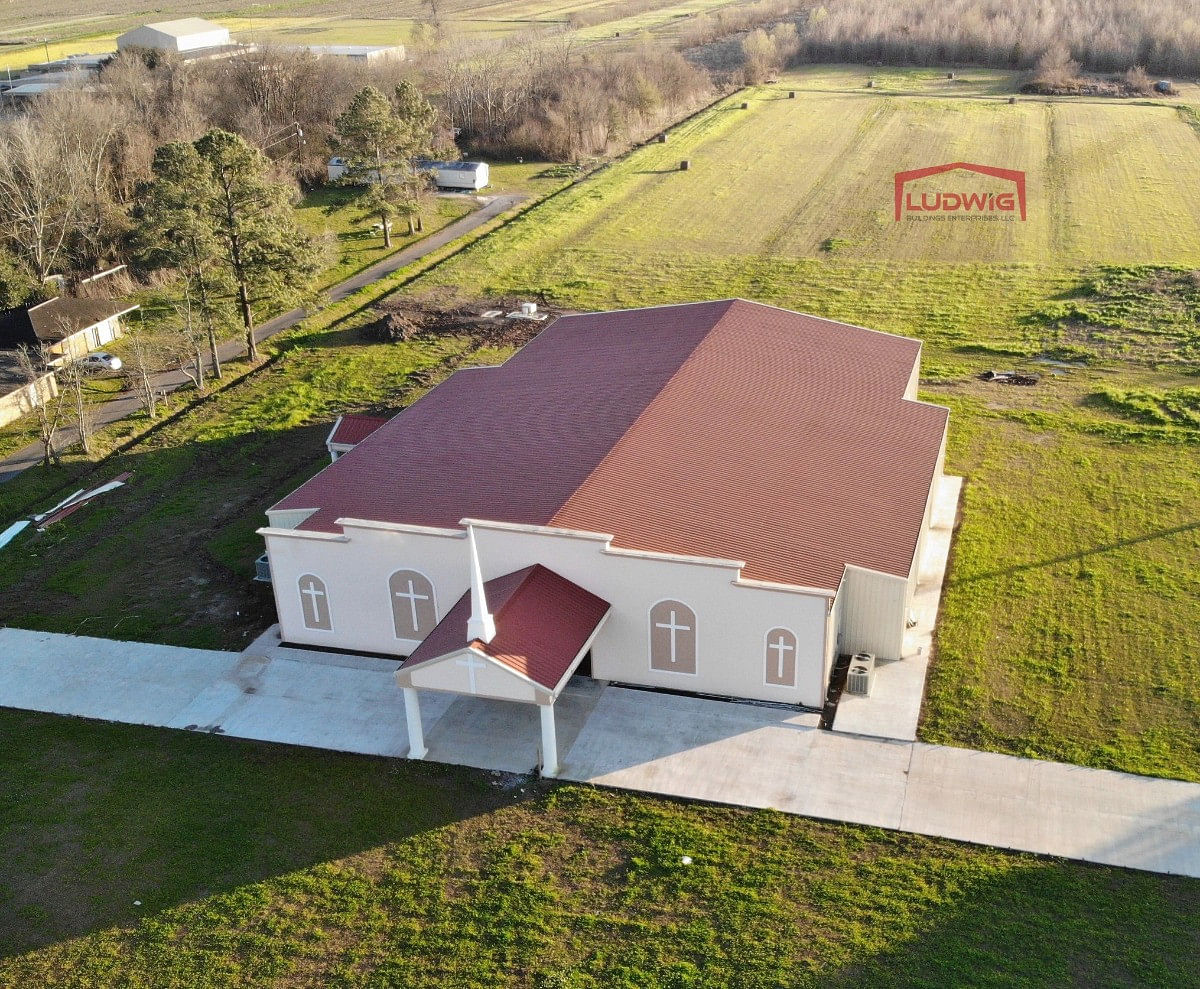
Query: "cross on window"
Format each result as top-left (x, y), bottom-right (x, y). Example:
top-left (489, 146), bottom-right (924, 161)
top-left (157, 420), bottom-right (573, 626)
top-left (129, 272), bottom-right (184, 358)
top-left (389, 570), bottom-right (435, 639)
top-left (768, 633), bottom-right (794, 680)
top-left (655, 610), bottom-right (692, 665)
top-left (393, 579), bottom-right (430, 634)
top-left (456, 653), bottom-right (487, 693)
top-left (299, 575), bottom-right (330, 630)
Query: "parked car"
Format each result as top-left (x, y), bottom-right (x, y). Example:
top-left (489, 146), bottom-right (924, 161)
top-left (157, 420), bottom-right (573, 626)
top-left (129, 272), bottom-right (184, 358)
top-left (82, 352), bottom-right (122, 372)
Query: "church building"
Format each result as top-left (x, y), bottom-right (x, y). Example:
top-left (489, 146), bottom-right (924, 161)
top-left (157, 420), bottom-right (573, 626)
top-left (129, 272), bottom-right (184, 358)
top-left (259, 300), bottom-right (949, 772)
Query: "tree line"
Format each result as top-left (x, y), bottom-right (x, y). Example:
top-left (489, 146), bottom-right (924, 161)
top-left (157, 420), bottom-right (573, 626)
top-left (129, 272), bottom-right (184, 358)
top-left (791, 0), bottom-right (1200, 77)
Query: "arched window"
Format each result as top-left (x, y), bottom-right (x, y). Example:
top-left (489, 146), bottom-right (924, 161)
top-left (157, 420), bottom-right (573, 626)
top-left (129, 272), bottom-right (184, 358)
top-left (389, 569), bottom-right (437, 639)
top-left (764, 627), bottom-right (798, 687)
top-left (298, 574), bottom-right (332, 631)
top-left (649, 600), bottom-right (697, 674)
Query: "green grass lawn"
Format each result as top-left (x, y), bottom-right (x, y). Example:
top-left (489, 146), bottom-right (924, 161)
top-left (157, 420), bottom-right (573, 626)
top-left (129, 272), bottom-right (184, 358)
top-left (2, 707), bottom-right (1197, 986)
top-left (296, 186), bottom-right (477, 291)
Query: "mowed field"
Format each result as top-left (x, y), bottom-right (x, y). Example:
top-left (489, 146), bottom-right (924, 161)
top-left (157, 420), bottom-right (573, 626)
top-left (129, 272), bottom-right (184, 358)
top-left (415, 67), bottom-right (1200, 782)
top-left (0, 0), bottom-right (739, 68)
top-left (442, 77), bottom-right (1200, 267)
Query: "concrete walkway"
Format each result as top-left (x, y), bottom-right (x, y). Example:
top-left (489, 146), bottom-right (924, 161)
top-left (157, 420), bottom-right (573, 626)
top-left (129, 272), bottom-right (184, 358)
top-left (0, 194), bottom-right (524, 484)
top-left (2, 624), bottom-right (1198, 879)
top-left (560, 688), bottom-right (1200, 878)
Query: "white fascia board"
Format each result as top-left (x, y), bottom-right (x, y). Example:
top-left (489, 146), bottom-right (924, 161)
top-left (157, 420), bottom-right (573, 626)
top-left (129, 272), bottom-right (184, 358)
top-left (256, 526), bottom-right (349, 543)
top-left (459, 517), bottom-right (615, 543)
top-left (324, 415), bottom-right (344, 450)
top-left (336, 517), bottom-right (465, 538)
top-left (461, 516), bottom-right (746, 573)
top-left (604, 544), bottom-right (744, 571)
top-left (547, 609), bottom-right (611, 699)
top-left (733, 575), bottom-right (837, 599)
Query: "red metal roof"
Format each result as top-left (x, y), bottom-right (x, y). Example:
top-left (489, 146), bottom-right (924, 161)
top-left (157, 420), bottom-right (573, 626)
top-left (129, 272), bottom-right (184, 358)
top-left (327, 414), bottom-right (389, 448)
top-left (273, 300), bottom-right (949, 591)
top-left (401, 565), bottom-right (610, 690)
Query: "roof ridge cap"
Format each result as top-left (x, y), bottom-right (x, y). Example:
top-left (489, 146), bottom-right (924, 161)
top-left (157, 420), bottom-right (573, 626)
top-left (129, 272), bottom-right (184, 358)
top-left (546, 302), bottom-right (734, 525)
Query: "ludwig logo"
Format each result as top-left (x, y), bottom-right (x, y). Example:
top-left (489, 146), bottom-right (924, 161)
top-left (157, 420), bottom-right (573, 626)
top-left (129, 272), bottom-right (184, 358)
top-left (894, 161), bottom-right (1026, 221)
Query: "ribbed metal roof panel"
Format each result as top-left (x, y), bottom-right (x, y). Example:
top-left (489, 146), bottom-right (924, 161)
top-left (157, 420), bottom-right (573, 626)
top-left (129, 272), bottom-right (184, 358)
top-left (271, 300), bottom-right (948, 591)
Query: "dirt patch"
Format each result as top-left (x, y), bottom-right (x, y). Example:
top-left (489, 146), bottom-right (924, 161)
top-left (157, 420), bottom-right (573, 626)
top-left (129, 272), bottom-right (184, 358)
top-left (361, 296), bottom-right (570, 350)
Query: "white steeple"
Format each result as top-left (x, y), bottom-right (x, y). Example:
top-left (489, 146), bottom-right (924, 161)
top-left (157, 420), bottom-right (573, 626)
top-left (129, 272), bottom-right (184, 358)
top-left (466, 525), bottom-right (496, 643)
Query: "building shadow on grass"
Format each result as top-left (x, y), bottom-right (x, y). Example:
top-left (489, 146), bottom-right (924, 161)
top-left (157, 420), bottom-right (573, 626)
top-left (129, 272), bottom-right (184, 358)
top-left (814, 852), bottom-right (1200, 986)
top-left (0, 708), bottom-right (526, 958)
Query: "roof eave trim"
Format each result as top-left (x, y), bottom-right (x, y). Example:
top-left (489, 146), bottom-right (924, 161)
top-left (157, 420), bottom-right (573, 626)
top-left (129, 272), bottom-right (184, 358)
top-left (547, 608), bottom-right (611, 699)
top-left (733, 576), bottom-right (837, 598)
top-left (460, 517), bottom-right (615, 543)
top-left (335, 518), bottom-right (465, 538)
top-left (256, 526), bottom-right (350, 543)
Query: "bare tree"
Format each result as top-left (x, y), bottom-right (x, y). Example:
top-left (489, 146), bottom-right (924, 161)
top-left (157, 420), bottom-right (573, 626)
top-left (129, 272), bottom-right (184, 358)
top-left (0, 117), bottom-right (87, 281)
top-left (123, 321), bottom-right (168, 419)
top-left (14, 344), bottom-right (68, 467)
top-left (57, 355), bottom-right (95, 455)
top-left (170, 290), bottom-right (208, 393)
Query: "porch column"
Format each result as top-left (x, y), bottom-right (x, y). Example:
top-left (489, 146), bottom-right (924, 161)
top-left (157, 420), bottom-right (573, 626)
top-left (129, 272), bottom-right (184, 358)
top-left (539, 701), bottom-right (559, 777)
top-left (403, 687), bottom-right (427, 759)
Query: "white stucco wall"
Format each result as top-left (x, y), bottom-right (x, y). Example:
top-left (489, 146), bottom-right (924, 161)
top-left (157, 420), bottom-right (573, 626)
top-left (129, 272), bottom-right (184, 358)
top-left (261, 518), bottom-right (834, 708)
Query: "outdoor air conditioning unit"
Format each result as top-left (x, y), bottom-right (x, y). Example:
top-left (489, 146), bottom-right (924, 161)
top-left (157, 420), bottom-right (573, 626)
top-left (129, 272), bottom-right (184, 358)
top-left (846, 652), bottom-right (876, 697)
top-left (520, 301), bottom-right (538, 316)
top-left (254, 553), bottom-right (272, 584)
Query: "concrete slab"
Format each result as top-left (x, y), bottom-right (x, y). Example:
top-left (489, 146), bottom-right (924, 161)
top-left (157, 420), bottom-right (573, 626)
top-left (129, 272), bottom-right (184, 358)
top-left (0, 627), bottom-right (238, 726)
top-left (5, 627), bottom-right (1200, 879)
top-left (167, 653), bottom-right (412, 757)
top-left (561, 688), bottom-right (909, 829)
top-left (422, 676), bottom-right (606, 774)
top-left (834, 475), bottom-right (962, 741)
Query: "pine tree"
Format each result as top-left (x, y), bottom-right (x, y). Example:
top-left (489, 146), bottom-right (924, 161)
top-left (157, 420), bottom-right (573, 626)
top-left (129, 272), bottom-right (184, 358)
top-left (137, 141), bottom-right (230, 379)
top-left (193, 130), bottom-right (318, 362)
top-left (334, 84), bottom-right (440, 248)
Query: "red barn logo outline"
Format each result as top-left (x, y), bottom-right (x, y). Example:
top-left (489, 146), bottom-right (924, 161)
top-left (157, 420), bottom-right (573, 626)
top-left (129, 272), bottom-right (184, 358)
top-left (894, 161), bottom-right (1026, 221)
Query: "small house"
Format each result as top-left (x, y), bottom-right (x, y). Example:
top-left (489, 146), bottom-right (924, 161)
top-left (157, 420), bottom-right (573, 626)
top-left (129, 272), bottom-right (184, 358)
top-left (0, 297), bottom-right (138, 363)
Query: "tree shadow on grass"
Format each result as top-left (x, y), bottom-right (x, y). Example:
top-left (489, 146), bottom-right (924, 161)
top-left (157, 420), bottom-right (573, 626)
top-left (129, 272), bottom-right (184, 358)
top-left (959, 519), bottom-right (1200, 584)
top-left (0, 709), bottom-right (521, 959)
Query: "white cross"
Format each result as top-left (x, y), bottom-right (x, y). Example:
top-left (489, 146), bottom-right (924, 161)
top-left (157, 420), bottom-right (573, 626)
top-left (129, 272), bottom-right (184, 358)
top-left (655, 610), bottom-right (691, 665)
top-left (300, 579), bottom-right (326, 626)
top-left (393, 579), bottom-right (430, 633)
top-left (768, 632), bottom-right (794, 680)
top-left (456, 654), bottom-right (487, 693)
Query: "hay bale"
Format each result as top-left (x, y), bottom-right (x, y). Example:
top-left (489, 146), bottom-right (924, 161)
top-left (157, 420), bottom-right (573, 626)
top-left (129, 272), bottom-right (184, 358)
top-left (658, 133), bottom-right (668, 143)
top-left (741, 101), bottom-right (749, 109)
top-left (788, 90), bottom-right (796, 98)
top-left (680, 159), bottom-right (690, 171)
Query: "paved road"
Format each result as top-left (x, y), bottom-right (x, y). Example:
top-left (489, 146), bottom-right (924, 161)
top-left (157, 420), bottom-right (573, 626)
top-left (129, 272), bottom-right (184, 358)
top-left (0, 194), bottom-right (524, 484)
top-left (2, 624), bottom-right (1198, 880)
